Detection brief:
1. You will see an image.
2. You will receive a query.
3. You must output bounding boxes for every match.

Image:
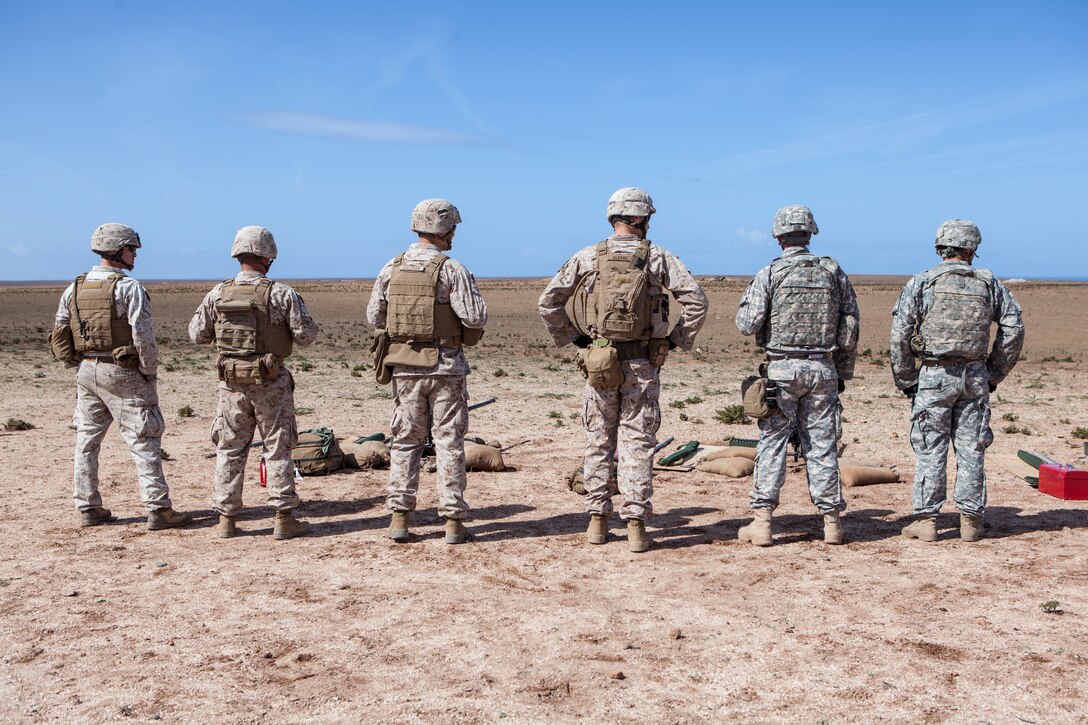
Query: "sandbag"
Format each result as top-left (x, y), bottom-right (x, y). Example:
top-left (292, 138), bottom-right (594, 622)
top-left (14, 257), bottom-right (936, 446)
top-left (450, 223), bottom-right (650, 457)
top-left (465, 442), bottom-right (505, 472)
top-left (704, 446), bottom-right (758, 462)
top-left (696, 456), bottom-right (755, 478)
top-left (840, 464), bottom-right (899, 487)
top-left (341, 440), bottom-right (390, 470)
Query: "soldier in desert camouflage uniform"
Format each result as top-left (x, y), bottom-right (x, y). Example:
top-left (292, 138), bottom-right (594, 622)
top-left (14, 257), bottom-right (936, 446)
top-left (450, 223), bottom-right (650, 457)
top-left (891, 220), bottom-right (1024, 542)
top-left (367, 199), bottom-right (488, 545)
top-left (52, 223), bottom-right (192, 530)
top-left (189, 226), bottom-right (318, 540)
top-left (539, 187), bottom-right (708, 553)
top-left (735, 206), bottom-right (859, 546)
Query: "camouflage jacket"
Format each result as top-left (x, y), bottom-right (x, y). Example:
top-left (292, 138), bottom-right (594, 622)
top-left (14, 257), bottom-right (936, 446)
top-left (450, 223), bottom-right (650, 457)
top-left (367, 242), bottom-right (488, 377)
top-left (538, 235), bottom-right (708, 350)
top-left (735, 246), bottom-right (860, 380)
top-left (55, 265), bottom-right (159, 377)
top-left (890, 260), bottom-right (1024, 390)
top-left (188, 271), bottom-right (319, 347)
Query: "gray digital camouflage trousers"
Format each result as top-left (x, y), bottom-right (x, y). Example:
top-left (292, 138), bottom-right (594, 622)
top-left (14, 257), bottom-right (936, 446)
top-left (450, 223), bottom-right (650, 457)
top-left (910, 361), bottom-right (993, 517)
top-left (211, 370), bottom-right (300, 516)
top-left (73, 359), bottom-right (171, 512)
top-left (582, 359), bottom-right (661, 521)
top-left (388, 375), bottom-right (469, 519)
top-left (751, 358), bottom-right (845, 514)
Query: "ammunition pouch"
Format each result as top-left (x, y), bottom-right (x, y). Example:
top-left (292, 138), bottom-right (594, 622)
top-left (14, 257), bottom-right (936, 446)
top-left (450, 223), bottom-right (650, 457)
top-left (741, 363), bottom-right (777, 419)
top-left (111, 345), bottom-right (141, 369)
top-left (583, 342), bottom-right (624, 389)
top-left (647, 338), bottom-right (669, 368)
top-left (49, 325), bottom-right (81, 364)
top-left (218, 353), bottom-right (281, 385)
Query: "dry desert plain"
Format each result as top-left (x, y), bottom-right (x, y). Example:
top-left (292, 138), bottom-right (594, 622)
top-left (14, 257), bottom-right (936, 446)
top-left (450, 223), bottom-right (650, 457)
top-left (0, 275), bottom-right (1087, 723)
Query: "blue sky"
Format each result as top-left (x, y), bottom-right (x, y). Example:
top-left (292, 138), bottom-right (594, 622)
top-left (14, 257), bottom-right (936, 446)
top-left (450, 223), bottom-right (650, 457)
top-left (1, 0), bottom-right (1085, 280)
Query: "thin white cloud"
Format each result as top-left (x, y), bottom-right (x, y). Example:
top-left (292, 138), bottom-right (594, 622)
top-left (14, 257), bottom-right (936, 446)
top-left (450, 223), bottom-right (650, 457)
top-left (243, 111), bottom-right (496, 145)
top-left (8, 243), bottom-right (29, 257)
top-left (735, 227), bottom-right (770, 245)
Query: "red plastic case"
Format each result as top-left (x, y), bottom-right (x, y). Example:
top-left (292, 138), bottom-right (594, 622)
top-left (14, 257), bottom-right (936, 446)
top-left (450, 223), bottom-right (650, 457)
top-left (1038, 464), bottom-right (1088, 500)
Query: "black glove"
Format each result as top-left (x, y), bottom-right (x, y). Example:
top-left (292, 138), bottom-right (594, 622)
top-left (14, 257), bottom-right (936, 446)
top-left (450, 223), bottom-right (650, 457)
top-left (903, 384), bottom-right (918, 399)
top-left (668, 338), bottom-right (677, 350)
top-left (837, 379), bottom-right (846, 394)
top-left (988, 381), bottom-right (997, 393)
top-left (573, 334), bottom-right (592, 349)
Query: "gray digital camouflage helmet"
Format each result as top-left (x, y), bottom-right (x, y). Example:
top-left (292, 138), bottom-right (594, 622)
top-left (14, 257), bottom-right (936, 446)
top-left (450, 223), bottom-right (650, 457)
top-left (934, 219), bottom-right (981, 252)
top-left (606, 187), bottom-right (656, 222)
top-left (90, 223), bottom-right (141, 253)
top-left (411, 199), bottom-right (461, 236)
top-left (230, 226), bottom-right (278, 260)
top-left (772, 205), bottom-right (819, 237)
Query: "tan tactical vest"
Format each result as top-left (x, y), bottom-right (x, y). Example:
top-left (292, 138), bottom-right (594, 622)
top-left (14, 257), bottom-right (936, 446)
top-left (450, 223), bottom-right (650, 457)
top-left (588, 239), bottom-right (653, 343)
top-left (918, 266), bottom-right (994, 361)
top-left (69, 274), bottom-right (134, 353)
top-left (385, 253), bottom-right (480, 348)
top-left (214, 278), bottom-right (293, 359)
top-left (763, 254), bottom-right (841, 353)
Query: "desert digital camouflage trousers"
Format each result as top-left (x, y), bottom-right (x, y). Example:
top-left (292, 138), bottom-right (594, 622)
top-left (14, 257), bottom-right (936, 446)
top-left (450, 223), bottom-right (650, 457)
top-left (910, 361), bottom-right (993, 517)
top-left (387, 375), bottom-right (469, 519)
top-left (211, 370), bottom-right (300, 516)
top-left (751, 358), bottom-right (845, 514)
top-left (582, 359), bottom-right (661, 521)
top-left (73, 359), bottom-right (171, 512)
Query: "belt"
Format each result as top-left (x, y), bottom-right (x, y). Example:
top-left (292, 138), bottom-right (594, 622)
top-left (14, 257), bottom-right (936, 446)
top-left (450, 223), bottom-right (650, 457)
top-left (612, 340), bottom-right (649, 361)
top-left (767, 352), bottom-right (828, 361)
top-left (921, 358), bottom-right (982, 367)
top-left (82, 352), bottom-right (116, 362)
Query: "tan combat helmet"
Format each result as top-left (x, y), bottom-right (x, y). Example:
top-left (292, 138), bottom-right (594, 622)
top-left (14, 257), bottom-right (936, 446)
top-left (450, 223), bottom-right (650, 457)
top-left (91, 223), bottom-right (141, 253)
top-left (411, 199), bottom-right (461, 236)
top-left (934, 219), bottom-right (981, 252)
top-left (606, 187), bottom-right (656, 223)
top-left (772, 205), bottom-right (819, 238)
top-left (230, 226), bottom-right (278, 260)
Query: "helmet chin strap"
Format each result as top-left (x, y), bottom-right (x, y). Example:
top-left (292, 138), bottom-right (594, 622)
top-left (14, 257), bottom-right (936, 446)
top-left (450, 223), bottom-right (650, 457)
top-left (101, 249), bottom-right (133, 271)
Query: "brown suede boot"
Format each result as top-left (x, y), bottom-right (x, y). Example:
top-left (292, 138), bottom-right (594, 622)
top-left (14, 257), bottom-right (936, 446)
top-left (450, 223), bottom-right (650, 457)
top-left (80, 506), bottom-right (116, 527)
top-left (215, 515), bottom-right (237, 539)
top-left (444, 518), bottom-right (469, 545)
top-left (902, 516), bottom-right (938, 542)
top-left (272, 510), bottom-right (311, 540)
top-left (587, 514), bottom-right (608, 545)
top-left (823, 511), bottom-right (844, 545)
top-left (146, 507), bottom-right (193, 531)
top-left (627, 519), bottom-right (651, 553)
top-left (738, 508), bottom-right (773, 546)
top-left (960, 513), bottom-right (984, 542)
top-left (388, 511), bottom-right (410, 542)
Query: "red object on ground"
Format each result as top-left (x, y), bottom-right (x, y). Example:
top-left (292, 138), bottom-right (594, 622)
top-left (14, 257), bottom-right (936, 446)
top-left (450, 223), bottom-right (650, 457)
top-left (259, 456), bottom-right (268, 488)
top-left (1038, 463), bottom-right (1088, 500)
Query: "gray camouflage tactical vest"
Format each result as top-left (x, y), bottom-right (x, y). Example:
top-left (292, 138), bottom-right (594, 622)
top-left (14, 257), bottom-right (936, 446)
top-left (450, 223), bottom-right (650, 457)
top-left (763, 254), bottom-right (841, 353)
top-left (917, 265), bottom-right (994, 361)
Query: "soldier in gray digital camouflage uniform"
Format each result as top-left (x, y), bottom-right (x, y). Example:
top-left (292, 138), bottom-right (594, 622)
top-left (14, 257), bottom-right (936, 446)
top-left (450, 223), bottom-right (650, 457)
top-left (539, 187), bottom-right (708, 553)
top-left (735, 205), bottom-right (859, 546)
top-left (367, 199), bottom-right (488, 545)
top-left (891, 220), bottom-right (1024, 542)
top-left (189, 226), bottom-right (319, 540)
top-left (53, 224), bottom-right (192, 530)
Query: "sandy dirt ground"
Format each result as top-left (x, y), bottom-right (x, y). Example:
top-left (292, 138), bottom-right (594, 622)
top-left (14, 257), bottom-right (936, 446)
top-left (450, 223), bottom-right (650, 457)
top-left (0, 276), bottom-right (1086, 723)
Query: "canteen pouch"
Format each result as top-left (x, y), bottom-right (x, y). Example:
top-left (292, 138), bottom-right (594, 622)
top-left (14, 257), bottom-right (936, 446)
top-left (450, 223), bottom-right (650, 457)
top-left (370, 331), bottom-right (392, 385)
top-left (49, 325), bottom-right (81, 364)
top-left (647, 338), bottom-right (669, 368)
top-left (384, 341), bottom-right (439, 369)
top-left (741, 364), bottom-right (775, 419)
top-left (112, 345), bottom-right (141, 369)
top-left (583, 343), bottom-right (623, 389)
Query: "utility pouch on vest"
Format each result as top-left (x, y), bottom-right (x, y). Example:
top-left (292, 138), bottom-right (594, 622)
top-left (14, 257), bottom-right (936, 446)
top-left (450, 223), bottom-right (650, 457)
top-left (112, 345), bottom-right (140, 368)
top-left (384, 341), bottom-right (439, 369)
top-left (217, 353), bottom-right (280, 385)
top-left (370, 332), bottom-right (392, 385)
top-left (741, 363), bottom-right (776, 419)
top-left (594, 240), bottom-right (652, 342)
top-left (49, 325), bottom-right (81, 364)
top-left (647, 339), bottom-right (669, 368)
top-left (584, 342), bottom-right (623, 389)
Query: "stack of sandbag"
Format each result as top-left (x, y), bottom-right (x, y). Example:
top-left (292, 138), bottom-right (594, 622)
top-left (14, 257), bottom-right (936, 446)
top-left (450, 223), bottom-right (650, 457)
top-left (838, 459), bottom-right (900, 487)
top-left (464, 435), bottom-right (507, 472)
top-left (694, 446), bottom-right (756, 478)
top-left (341, 439), bottom-right (391, 470)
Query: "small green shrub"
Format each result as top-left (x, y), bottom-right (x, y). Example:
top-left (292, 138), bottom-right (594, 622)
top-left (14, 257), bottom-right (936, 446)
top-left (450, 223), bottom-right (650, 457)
top-left (714, 406), bottom-right (750, 425)
top-left (177, 405), bottom-right (194, 418)
top-left (4, 418), bottom-right (35, 431)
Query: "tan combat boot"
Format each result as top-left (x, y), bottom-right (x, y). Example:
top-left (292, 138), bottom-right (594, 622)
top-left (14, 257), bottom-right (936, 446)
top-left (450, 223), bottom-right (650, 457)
top-left (960, 513), bottom-right (984, 542)
top-left (80, 506), bottom-right (115, 527)
top-left (901, 516), bottom-right (937, 542)
top-left (272, 510), bottom-right (311, 540)
top-left (738, 508), bottom-right (773, 546)
top-left (587, 514), bottom-right (608, 545)
top-left (146, 507), bottom-right (193, 531)
top-left (215, 515), bottom-right (236, 539)
top-left (823, 511), bottom-right (844, 545)
top-left (388, 511), bottom-right (410, 542)
top-left (627, 519), bottom-right (651, 553)
top-left (444, 518), bottom-right (469, 545)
